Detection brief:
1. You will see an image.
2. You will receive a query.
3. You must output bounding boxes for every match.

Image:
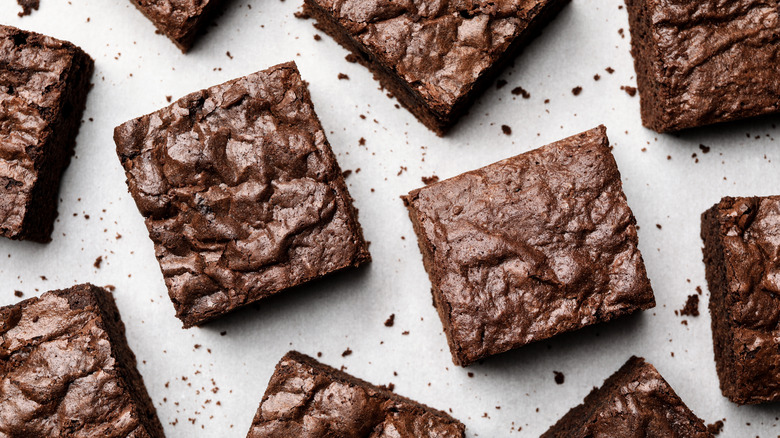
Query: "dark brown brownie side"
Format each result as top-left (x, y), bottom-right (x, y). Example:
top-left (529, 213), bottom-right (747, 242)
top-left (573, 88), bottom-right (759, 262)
top-left (624, 0), bottom-right (666, 132)
top-left (0, 284), bottom-right (164, 437)
top-left (130, 0), bottom-right (224, 52)
top-left (701, 197), bottom-right (780, 404)
top-left (247, 351), bottom-right (465, 437)
top-left (0, 25), bottom-right (94, 242)
top-left (303, 0), bottom-right (569, 136)
top-left (541, 356), bottom-right (711, 437)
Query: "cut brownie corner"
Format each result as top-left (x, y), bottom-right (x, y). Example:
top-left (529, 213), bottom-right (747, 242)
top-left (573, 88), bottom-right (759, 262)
top-left (129, 0), bottom-right (225, 53)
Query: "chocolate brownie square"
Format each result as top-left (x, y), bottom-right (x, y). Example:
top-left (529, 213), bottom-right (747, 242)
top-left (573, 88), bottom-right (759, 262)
top-left (130, 0), bottom-right (224, 52)
top-left (0, 284), bottom-right (164, 437)
top-left (404, 126), bottom-right (655, 366)
top-left (303, 0), bottom-right (569, 135)
top-left (541, 356), bottom-right (710, 437)
top-left (0, 25), bottom-right (93, 242)
top-left (115, 61), bottom-right (371, 328)
top-left (625, 0), bottom-right (780, 132)
top-left (701, 196), bottom-right (780, 404)
top-left (246, 351), bottom-right (465, 437)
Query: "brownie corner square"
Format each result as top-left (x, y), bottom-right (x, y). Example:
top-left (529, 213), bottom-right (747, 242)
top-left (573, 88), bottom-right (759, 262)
top-left (0, 284), bottom-right (164, 437)
top-left (625, 0), bottom-right (780, 132)
top-left (130, 0), bottom-right (224, 52)
top-left (0, 25), bottom-right (94, 242)
top-left (541, 356), bottom-right (710, 437)
top-left (115, 61), bottom-right (370, 327)
top-left (700, 196), bottom-right (780, 404)
top-left (405, 125), bottom-right (654, 366)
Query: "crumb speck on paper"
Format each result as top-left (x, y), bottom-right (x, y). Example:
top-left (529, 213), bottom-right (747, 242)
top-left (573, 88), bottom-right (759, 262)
top-left (422, 175), bottom-right (439, 185)
top-left (572, 86), bottom-right (582, 96)
top-left (553, 371), bottom-right (565, 385)
top-left (384, 314), bottom-right (395, 327)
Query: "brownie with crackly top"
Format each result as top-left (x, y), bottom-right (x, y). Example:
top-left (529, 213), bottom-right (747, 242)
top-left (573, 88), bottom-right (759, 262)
top-left (701, 196), bottom-right (780, 404)
top-left (404, 126), bottom-right (655, 366)
top-left (0, 25), bottom-right (93, 242)
top-left (115, 61), bottom-right (371, 327)
top-left (130, 0), bottom-right (225, 52)
top-left (303, 0), bottom-right (569, 135)
top-left (246, 351), bottom-right (465, 437)
top-left (541, 356), bottom-right (711, 437)
top-left (0, 284), bottom-right (164, 437)
top-left (625, 0), bottom-right (780, 132)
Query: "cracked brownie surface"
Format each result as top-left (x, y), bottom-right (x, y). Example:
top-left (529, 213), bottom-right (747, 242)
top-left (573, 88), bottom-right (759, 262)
top-left (0, 284), bottom-right (164, 437)
top-left (247, 351), bottom-right (465, 437)
top-left (405, 126), bottom-right (655, 366)
top-left (701, 196), bottom-right (780, 404)
top-left (0, 25), bottom-right (93, 242)
top-left (115, 62), bottom-right (370, 327)
top-left (626, 0), bottom-right (780, 132)
top-left (130, 0), bottom-right (224, 52)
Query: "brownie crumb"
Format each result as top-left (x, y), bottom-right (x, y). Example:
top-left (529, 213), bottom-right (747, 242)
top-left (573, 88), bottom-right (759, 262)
top-left (699, 144), bottom-right (711, 154)
top-left (358, 137), bottom-right (366, 146)
top-left (384, 314), bottom-right (395, 327)
top-left (337, 73), bottom-right (350, 80)
top-left (496, 79), bottom-right (507, 89)
top-left (313, 34), bottom-right (321, 41)
top-left (593, 74), bottom-right (601, 81)
top-left (226, 51), bottom-right (233, 59)
top-left (696, 286), bottom-right (703, 295)
top-left (467, 372), bottom-right (474, 378)
top-left (14, 290), bottom-right (23, 298)
top-left (166, 96), bottom-right (172, 103)
top-left (93, 256), bottom-right (103, 269)
top-left (605, 67), bottom-right (615, 74)
top-left (345, 54), bottom-right (359, 63)
top-left (553, 371), bottom-right (565, 385)
top-left (421, 175), bottom-right (440, 185)
top-left (706, 420), bottom-right (724, 435)
top-left (620, 85), bottom-right (637, 97)
top-left (342, 169), bottom-right (353, 179)
top-left (293, 10), bottom-right (310, 19)
top-left (104, 285), bottom-right (116, 292)
top-left (656, 224), bottom-right (662, 230)
top-left (572, 86), bottom-right (582, 96)
top-left (16, 0), bottom-right (39, 17)
top-left (341, 348), bottom-right (352, 357)
top-left (220, 331), bottom-right (227, 336)
top-left (501, 125), bottom-right (512, 136)
top-left (680, 295), bottom-right (700, 317)
top-left (511, 86), bottom-right (530, 99)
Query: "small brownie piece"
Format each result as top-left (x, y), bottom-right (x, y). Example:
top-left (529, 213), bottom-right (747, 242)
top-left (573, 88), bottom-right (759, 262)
top-left (625, 0), bottom-right (780, 132)
top-left (247, 351), bottom-right (465, 437)
top-left (701, 196), bottom-right (780, 404)
top-left (0, 25), bottom-right (93, 242)
top-left (541, 356), bottom-right (711, 437)
top-left (115, 62), bottom-right (371, 327)
top-left (404, 126), bottom-right (655, 366)
top-left (130, 0), bottom-right (224, 52)
top-left (303, 0), bottom-right (569, 135)
top-left (0, 284), bottom-right (164, 437)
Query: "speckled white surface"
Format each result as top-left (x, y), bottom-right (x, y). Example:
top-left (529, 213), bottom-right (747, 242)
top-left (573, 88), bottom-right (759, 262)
top-left (0, 1), bottom-right (777, 436)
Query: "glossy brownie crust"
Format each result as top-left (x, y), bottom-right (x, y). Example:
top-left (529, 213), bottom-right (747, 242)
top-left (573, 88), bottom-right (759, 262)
top-left (404, 126), bottom-right (655, 366)
top-left (541, 356), bottom-right (711, 437)
top-left (130, 0), bottom-right (224, 52)
top-left (247, 351), bottom-right (465, 437)
top-left (0, 284), bottom-right (164, 437)
top-left (115, 62), bottom-right (370, 327)
top-left (303, 0), bottom-right (569, 135)
top-left (0, 25), bottom-right (93, 242)
top-left (701, 197), bottom-right (780, 404)
top-left (625, 0), bottom-right (780, 132)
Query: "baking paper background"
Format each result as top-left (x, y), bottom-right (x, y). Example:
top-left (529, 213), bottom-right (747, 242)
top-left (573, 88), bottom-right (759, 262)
top-left (1, 1), bottom-right (778, 436)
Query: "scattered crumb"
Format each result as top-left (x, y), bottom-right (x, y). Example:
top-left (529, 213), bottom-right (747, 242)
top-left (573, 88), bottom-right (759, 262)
top-left (345, 54), bottom-right (359, 63)
top-left (313, 34), bottom-right (322, 41)
top-left (226, 51), bottom-right (233, 59)
top-left (421, 175), bottom-right (439, 185)
top-left (699, 144), bottom-right (711, 154)
top-left (501, 125), bottom-right (512, 136)
top-left (707, 420), bottom-right (724, 435)
top-left (511, 86), bottom-right (530, 99)
top-left (342, 169), bottom-right (353, 179)
top-left (17, 0), bottom-right (39, 17)
top-left (553, 371), bottom-right (565, 385)
top-left (696, 286), bottom-right (703, 295)
top-left (94, 256), bottom-right (103, 269)
top-left (220, 331), bottom-right (227, 336)
top-left (166, 96), bottom-right (172, 103)
top-left (572, 86), bottom-right (583, 96)
top-left (593, 74), bottom-right (601, 81)
top-left (337, 73), bottom-right (350, 80)
top-left (104, 285), bottom-right (116, 292)
top-left (293, 10), bottom-right (310, 19)
top-left (656, 224), bottom-right (662, 230)
top-left (358, 137), bottom-right (366, 146)
top-left (384, 314), bottom-right (395, 327)
top-left (341, 348), bottom-right (352, 357)
top-left (680, 295), bottom-right (700, 317)
top-left (620, 85), bottom-right (637, 97)
top-left (14, 290), bottom-right (23, 298)
top-left (605, 67), bottom-right (615, 74)
top-left (397, 166), bottom-right (407, 176)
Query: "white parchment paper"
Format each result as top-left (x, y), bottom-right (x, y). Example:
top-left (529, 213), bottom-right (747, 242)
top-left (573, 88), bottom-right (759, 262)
top-left (0, 0), bottom-right (778, 436)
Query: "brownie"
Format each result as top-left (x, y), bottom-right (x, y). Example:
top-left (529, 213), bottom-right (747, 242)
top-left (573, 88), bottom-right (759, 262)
top-left (701, 196), bottom-right (780, 404)
top-left (303, 0), bottom-right (569, 135)
top-left (404, 126), bottom-right (655, 366)
top-left (115, 61), bottom-right (371, 328)
top-left (246, 351), bottom-right (465, 437)
top-left (0, 25), bottom-right (94, 242)
top-left (130, 0), bottom-right (225, 52)
top-left (541, 356), bottom-right (711, 437)
top-left (625, 0), bottom-right (780, 132)
top-left (0, 284), bottom-right (164, 437)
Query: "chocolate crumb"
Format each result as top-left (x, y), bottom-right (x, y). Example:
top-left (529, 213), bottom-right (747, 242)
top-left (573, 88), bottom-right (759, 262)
top-left (696, 286), bottom-right (703, 295)
top-left (293, 10), bottom-right (310, 19)
top-left (501, 125), bottom-right (512, 136)
top-left (384, 314), bottom-right (395, 327)
top-left (496, 79), bottom-right (507, 89)
top-left (16, 0), bottom-right (39, 17)
top-left (341, 348), bottom-right (352, 357)
top-left (94, 256), bottom-right (103, 269)
top-left (511, 86), bottom-right (530, 98)
top-left (656, 224), bottom-right (662, 230)
top-left (220, 331), bottom-right (227, 336)
top-left (467, 372), bottom-right (474, 378)
top-left (345, 54), bottom-right (359, 63)
top-left (680, 294), bottom-right (700, 317)
top-left (621, 85), bottom-right (637, 97)
top-left (104, 285), bottom-right (116, 292)
top-left (699, 144), bottom-right (711, 154)
top-left (605, 67), bottom-right (615, 74)
top-left (593, 74), bottom-right (601, 81)
top-left (313, 34), bottom-right (321, 41)
top-left (337, 73), bottom-right (350, 80)
top-left (14, 290), bottom-right (23, 298)
top-left (226, 51), bottom-right (233, 59)
top-left (421, 175), bottom-right (440, 185)
top-left (706, 420), bottom-right (724, 435)
top-left (553, 371), bottom-right (565, 385)
top-left (166, 96), bottom-right (172, 103)
top-left (572, 86), bottom-right (582, 96)
top-left (342, 169), bottom-right (353, 179)
top-left (358, 137), bottom-right (366, 146)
